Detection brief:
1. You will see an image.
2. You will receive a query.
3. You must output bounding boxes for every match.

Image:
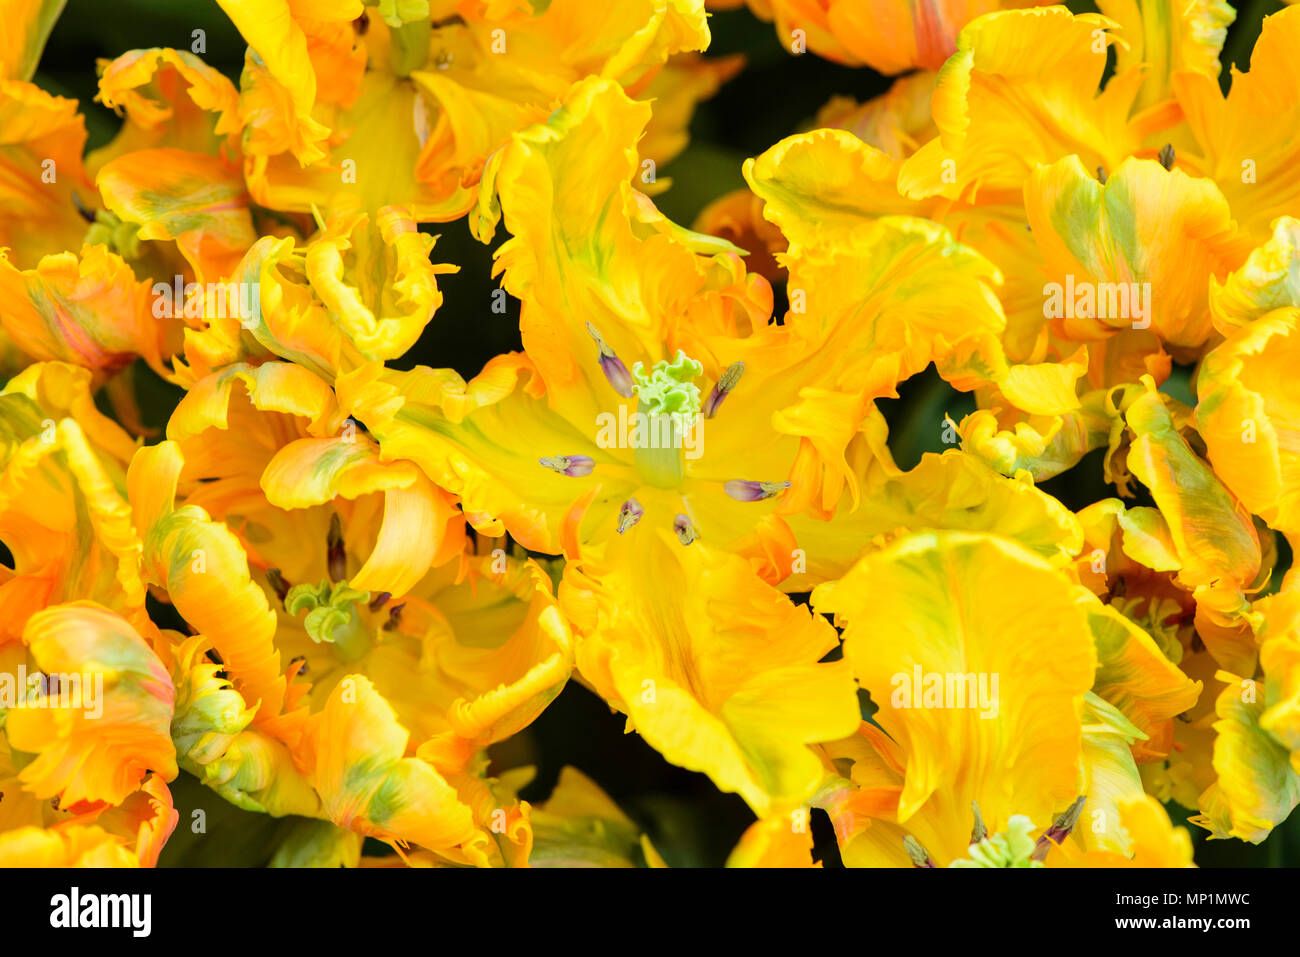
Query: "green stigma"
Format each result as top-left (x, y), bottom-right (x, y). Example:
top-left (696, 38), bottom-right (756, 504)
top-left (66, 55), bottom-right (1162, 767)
top-left (631, 352), bottom-right (704, 417)
top-left (949, 815), bottom-right (1043, 868)
top-left (85, 211), bottom-right (141, 261)
top-left (285, 579), bottom-right (372, 662)
top-left (630, 351), bottom-right (703, 488)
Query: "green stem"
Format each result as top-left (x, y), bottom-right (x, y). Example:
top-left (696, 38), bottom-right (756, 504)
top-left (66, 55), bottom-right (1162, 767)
top-left (634, 406), bottom-right (687, 489)
top-left (389, 18), bottom-right (431, 77)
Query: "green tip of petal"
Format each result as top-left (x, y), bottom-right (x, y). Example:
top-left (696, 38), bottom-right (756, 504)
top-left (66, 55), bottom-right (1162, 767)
top-left (631, 351), bottom-right (704, 416)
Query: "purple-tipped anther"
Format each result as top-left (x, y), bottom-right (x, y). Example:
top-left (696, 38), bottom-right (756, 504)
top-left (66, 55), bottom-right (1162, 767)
top-left (724, 479), bottom-right (791, 502)
top-left (703, 361), bottom-right (745, 418)
top-left (903, 836), bottom-right (936, 868)
top-left (539, 455), bottom-right (595, 477)
top-left (1031, 796), bottom-right (1086, 862)
top-left (617, 498), bottom-right (644, 534)
top-left (673, 514), bottom-right (697, 545)
top-left (586, 322), bottom-right (635, 397)
top-left (327, 513), bottom-right (346, 582)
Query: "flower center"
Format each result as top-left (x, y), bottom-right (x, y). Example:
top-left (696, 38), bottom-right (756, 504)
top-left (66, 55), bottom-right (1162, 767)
top-left (630, 351), bottom-right (703, 489)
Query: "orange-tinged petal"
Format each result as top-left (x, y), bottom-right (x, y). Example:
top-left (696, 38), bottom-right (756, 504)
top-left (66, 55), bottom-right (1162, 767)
top-left (6, 602), bottom-right (176, 806)
top-left (128, 441), bottom-right (301, 744)
top-left (0, 243), bottom-right (165, 375)
top-left (96, 148), bottom-right (257, 283)
top-left (303, 674), bottom-right (478, 852)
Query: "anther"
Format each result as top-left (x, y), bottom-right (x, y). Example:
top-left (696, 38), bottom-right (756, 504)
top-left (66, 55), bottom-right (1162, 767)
top-left (703, 362), bottom-right (745, 418)
top-left (903, 835), bottom-right (936, 868)
top-left (970, 802), bottom-right (988, 845)
top-left (539, 455), bottom-right (595, 477)
top-left (327, 514), bottom-right (346, 582)
top-left (724, 479), bottom-right (791, 502)
top-left (673, 514), bottom-right (696, 545)
top-left (1031, 796), bottom-right (1086, 861)
top-left (586, 323), bottom-right (634, 397)
top-left (266, 568), bottom-right (290, 603)
top-left (617, 498), bottom-right (644, 534)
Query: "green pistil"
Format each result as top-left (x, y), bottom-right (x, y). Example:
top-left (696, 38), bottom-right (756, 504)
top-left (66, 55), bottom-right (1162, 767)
top-left (630, 351), bottom-right (703, 488)
top-left (949, 815), bottom-right (1043, 868)
top-left (85, 211), bottom-right (141, 260)
top-left (285, 579), bottom-right (373, 662)
top-left (384, 4), bottom-right (432, 77)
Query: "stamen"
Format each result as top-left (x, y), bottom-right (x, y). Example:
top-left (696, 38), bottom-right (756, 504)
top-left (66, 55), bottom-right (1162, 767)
top-left (386, 603), bottom-right (406, 631)
top-left (369, 592), bottom-right (391, 612)
top-left (703, 361), bottom-right (745, 418)
top-left (617, 498), bottom-right (644, 534)
top-left (970, 802), bottom-right (987, 845)
top-left (586, 323), bottom-right (634, 397)
top-left (327, 514), bottom-right (346, 582)
top-left (539, 454), bottom-right (595, 477)
top-left (673, 514), bottom-right (696, 545)
top-left (72, 191), bottom-right (96, 223)
top-left (1096, 166), bottom-right (1107, 185)
top-left (903, 836), bottom-right (936, 868)
top-left (266, 568), bottom-right (290, 603)
top-left (724, 479), bottom-right (791, 502)
top-left (1031, 796), bottom-right (1086, 862)
top-left (1158, 143), bottom-right (1175, 171)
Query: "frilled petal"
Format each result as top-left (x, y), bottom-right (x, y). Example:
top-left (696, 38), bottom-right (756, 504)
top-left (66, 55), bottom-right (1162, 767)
top-left (303, 674), bottom-right (478, 851)
top-left (897, 7), bottom-right (1145, 201)
top-left (1197, 307), bottom-right (1300, 540)
top-left (812, 531), bottom-right (1097, 862)
top-left (1085, 597), bottom-right (1201, 761)
top-left (1049, 794), bottom-right (1194, 866)
top-left (128, 441), bottom-right (302, 744)
top-left (0, 824), bottom-right (141, 866)
top-left (88, 48), bottom-right (242, 173)
top-left (0, 373), bottom-right (146, 641)
top-left (1193, 672), bottom-right (1300, 843)
top-left (783, 449), bottom-right (1083, 587)
top-left (215, 0), bottom-right (359, 164)
top-left (0, 80), bottom-right (96, 269)
top-left (1025, 154), bottom-right (1250, 352)
top-left (96, 148), bottom-right (257, 283)
top-left (0, 243), bottom-right (165, 374)
top-left (565, 527), bottom-right (860, 816)
top-left (416, 554), bottom-right (573, 769)
top-left (1208, 217), bottom-right (1300, 333)
top-left (6, 602), bottom-right (176, 806)
top-left (1097, 0), bottom-right (1234, 112)
top-left (304, 206), bottom-right (457, 360)
top-left (261, 435), bottom-right (463, 596)
top-left (1125, 385), bottom-right (1262, 671)
top-left (1173, 5), bottom-right (1300, 240)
